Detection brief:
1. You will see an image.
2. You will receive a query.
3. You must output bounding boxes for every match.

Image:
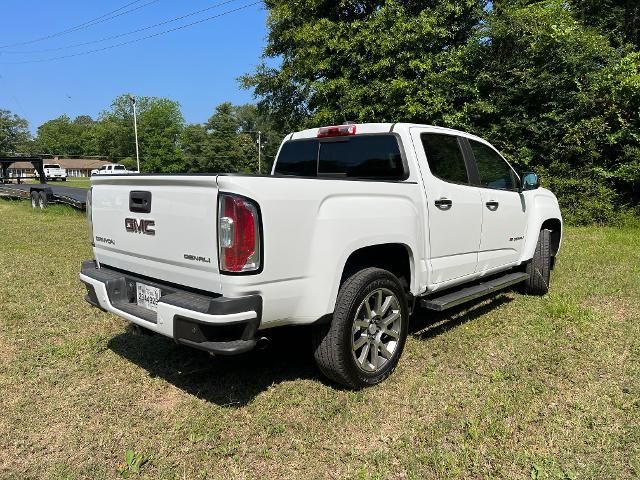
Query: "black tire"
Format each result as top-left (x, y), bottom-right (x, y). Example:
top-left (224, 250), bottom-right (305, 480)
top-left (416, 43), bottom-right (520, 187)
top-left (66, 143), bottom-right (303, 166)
top-left (38, 191), bottom-right (48, 209)
top-left (30, 191), bottom-right (39, 209)
top-left (522, 229), bottom-right (551, 295)
top-left (312, 267), bottom-right (409, 389)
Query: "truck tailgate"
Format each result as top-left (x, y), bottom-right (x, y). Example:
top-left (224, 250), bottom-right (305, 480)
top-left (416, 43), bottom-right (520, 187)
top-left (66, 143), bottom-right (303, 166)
top-left (90, 176), bottom-right (221, 293)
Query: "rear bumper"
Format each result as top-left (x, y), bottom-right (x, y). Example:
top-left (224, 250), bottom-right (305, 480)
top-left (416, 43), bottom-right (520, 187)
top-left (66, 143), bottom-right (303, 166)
top-left (79, 260), bottom-right (262, 355)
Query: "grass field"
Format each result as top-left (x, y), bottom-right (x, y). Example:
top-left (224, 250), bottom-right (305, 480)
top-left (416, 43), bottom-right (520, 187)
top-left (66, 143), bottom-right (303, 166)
top-left (23, 177), bottom-right (91, 189)
top-left (0, 199), bottom-right (638, 479)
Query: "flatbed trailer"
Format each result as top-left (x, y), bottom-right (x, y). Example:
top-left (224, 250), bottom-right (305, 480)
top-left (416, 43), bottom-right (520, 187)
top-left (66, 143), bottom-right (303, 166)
top-left (0, 156), bottom-right (87, 211)
top-left (0, 182), bottom-right (87, 211)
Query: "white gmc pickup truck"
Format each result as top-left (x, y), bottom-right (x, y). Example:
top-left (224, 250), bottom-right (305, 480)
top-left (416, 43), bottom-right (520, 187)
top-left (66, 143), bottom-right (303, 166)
top-left (80, 123), bottom-right (562, 388)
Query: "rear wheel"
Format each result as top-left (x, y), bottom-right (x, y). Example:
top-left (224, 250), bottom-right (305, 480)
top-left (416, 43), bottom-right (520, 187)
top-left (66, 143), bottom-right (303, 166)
top-left (312, 267), bottom-right (409, 389)
top-left (38, 191), bottom-right (48, 209)
top-left (30, 191), bottom-right (39, 209)
top-left (522, 229), bottom-right (551, 295)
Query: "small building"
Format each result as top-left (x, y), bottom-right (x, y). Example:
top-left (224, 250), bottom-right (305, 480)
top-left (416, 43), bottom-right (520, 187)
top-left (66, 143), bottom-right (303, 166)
top-left (6, 157), bottom-right (113, 178)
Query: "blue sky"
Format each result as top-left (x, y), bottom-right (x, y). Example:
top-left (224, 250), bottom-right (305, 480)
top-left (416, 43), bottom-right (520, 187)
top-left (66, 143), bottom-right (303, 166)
top-left (0, 0), bottom-right (269, 132)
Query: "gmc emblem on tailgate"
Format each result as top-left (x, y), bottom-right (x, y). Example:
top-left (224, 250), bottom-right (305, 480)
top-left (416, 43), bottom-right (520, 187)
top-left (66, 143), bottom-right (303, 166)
top-left (125, 218), bottom-right (156, 236)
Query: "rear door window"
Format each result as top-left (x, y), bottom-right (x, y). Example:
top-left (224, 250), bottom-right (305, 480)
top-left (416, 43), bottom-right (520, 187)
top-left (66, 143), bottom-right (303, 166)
top-left (420, 133), bottom-right (469, 184)
top-left (274, 134), bottom-right (405, 179)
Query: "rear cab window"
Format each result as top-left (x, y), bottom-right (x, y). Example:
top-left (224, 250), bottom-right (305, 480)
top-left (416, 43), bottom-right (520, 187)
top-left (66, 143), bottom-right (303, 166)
top-left (274, 134), bottom-right (406, 180)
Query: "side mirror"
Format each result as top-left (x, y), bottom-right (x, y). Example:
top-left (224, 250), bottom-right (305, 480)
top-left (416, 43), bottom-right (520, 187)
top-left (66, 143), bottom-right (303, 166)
top-left (521, 172), bottom-right (540, 191)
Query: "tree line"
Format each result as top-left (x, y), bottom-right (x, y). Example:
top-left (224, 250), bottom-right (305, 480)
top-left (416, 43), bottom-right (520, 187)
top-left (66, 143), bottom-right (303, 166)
top-left (0, 97), bottom-right (283, 175)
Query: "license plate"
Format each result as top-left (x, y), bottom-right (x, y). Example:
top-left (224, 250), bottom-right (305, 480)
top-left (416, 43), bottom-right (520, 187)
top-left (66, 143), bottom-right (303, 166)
top-left (136, 282), bottom-right (161, 312)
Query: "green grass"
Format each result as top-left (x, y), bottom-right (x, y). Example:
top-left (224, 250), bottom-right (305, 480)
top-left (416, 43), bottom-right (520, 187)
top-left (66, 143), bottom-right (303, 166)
top-left (24, 177), bottom-right (91, 189)
top-left (0, 198), bottom-right (638, 479)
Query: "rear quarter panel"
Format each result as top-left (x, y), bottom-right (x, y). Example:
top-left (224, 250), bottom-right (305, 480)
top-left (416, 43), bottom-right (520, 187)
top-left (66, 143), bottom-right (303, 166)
top-left (217, 176), bottom-right (425, 327)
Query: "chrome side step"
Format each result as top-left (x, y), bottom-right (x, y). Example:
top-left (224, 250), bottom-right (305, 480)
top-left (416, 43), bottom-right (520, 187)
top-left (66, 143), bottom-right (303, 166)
top-left (420, 272), bottom-right (529, 311)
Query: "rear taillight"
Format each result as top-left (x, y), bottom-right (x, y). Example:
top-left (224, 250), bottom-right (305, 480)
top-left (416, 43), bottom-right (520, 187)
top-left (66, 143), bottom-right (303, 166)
top-left (86, 188), bottom-right (94, 246)
top-left (317, 124), bottom-right (357, 138)
top-left (218, 193), bottom-right (261, 273)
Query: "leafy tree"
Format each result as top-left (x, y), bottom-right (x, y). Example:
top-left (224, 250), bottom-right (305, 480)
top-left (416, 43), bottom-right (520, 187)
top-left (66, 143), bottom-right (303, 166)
top-left (137, 98), bottom-right (185, 173)
top-left (95, 95), bottom-right (185, 172)
top-left (570, 0), bottom-right (640, 49)
top-left (234, 103), bottom-right (282, 173)
top-left (180, 124), bottom-right (208, 170)
top-left (467, 1), bottom-right (640, 216)
top-left (183, 102), bottom-right (264, 174)
top-left (242, 0), bottom-right (486, 130)
top-left (0, 109), bottom-right (31, 155)
top-left (35, 115), bottom-right (94, 156)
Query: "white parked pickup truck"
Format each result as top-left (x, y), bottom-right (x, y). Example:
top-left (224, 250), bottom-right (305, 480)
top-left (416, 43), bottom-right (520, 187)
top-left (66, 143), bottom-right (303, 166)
top-left (36, 163), bottom-right (67, 181)
top-left (91, 164), bottom-right (138, 176)
top-left (80, 123), bottom-right (562, 388)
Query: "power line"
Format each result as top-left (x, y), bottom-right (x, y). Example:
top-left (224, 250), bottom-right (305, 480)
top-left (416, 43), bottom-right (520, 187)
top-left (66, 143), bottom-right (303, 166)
top-left (0, 2), bottom-right (262, 65)
top-left (2, 0), bottom-right (243, 55)
top-left (0, 0), bottom-right (162, 50)
top-left (0, 73), bottom-right (29, 120)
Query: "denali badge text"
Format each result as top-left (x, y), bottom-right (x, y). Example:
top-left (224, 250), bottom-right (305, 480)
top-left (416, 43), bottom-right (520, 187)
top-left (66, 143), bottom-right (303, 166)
top-left (184, 254), bottom-right (211, 264)
top-left (125, 218), bottom-right (156, 236)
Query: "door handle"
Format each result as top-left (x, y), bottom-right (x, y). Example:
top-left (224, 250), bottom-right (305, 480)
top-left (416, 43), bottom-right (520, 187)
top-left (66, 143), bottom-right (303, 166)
top-left (485, 200), bottom-right (499, 211)
top-left (434, 198), bottom-right (453, 210)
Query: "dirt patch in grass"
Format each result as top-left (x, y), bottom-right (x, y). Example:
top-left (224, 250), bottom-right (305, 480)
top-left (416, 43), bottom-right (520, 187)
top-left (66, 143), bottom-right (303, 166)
top-left (0, 340), bottom-right (17, 362)
top-left (583, 295), bottom-right (639, 322)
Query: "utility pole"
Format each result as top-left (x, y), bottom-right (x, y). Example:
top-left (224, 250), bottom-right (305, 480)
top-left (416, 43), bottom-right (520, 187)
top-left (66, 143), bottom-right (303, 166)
top-left (129, 94), bottom-right (140, 173)
top-left (257, 130), bottom-right (262, 174)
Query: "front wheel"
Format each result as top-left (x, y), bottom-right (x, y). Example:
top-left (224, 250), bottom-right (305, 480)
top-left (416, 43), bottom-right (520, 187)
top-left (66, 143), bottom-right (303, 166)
top-left (30, 191), bottom-right (39, 209)
top-left (521, 229), bottom-right (551, 295)
top-left (312, 268), bottom-right (409, 389)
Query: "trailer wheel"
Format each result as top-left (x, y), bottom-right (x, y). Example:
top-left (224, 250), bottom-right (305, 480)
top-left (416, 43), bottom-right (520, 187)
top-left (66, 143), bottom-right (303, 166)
top-left (38, 191), bottom-right (48, 209)
top-left (30, 191), bottom-right (39, 209)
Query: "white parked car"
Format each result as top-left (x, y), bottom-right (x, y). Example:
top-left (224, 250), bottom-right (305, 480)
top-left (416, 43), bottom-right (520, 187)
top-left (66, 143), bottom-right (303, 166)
top-left (80, 123), bottom-right (562, 388)
top-left (36, 163), bottom-right (67, 181)
top-left (91, 164), bottom-right (138, 176)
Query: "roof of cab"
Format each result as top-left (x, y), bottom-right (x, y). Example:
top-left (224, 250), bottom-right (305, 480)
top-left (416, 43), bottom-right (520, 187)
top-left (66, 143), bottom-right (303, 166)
top-left (288, 123), bottom-right (489, 145)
